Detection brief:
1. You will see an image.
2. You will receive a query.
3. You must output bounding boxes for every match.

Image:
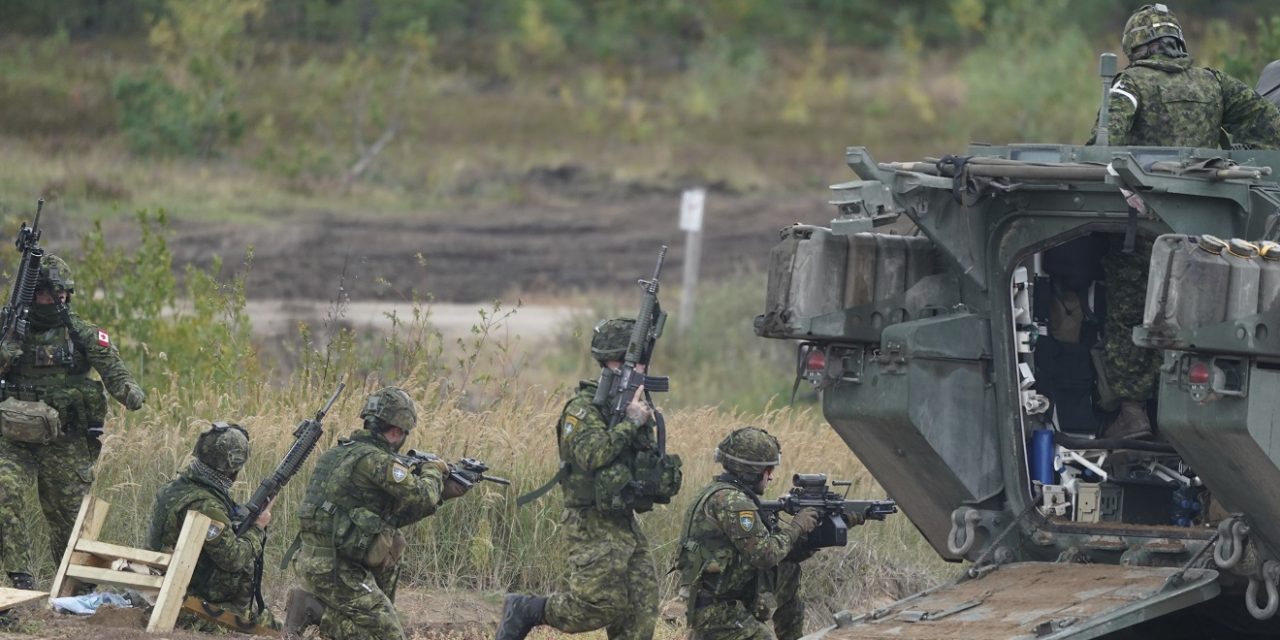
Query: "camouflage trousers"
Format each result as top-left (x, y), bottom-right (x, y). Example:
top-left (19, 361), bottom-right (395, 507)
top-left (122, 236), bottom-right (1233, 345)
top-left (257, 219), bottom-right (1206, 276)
top-left (543, 507), bottom-right (658, 639)
top-left (0, 434), bottom-right (97, 576)
top-left (1102, 236), bottom-right (1161, 402)
top-left (298, 553), bottom-right (403, 640)
top-left (687, 561), bottom-right (804, 640)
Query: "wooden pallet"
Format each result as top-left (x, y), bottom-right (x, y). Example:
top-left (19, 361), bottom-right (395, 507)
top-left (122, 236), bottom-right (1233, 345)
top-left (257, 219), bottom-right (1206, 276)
top-left (49, 495), bottom-right (210, 633)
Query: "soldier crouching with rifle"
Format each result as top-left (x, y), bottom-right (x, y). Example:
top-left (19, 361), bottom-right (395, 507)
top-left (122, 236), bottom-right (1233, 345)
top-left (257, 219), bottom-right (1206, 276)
top-left (146, 422), bottom-right (280, 634)
top-left (675, 427), bottom-right (895, 640)
top-left (283, 387), bottom-right (488, 640)
top-left (499, 247), bottom-right (683, 640)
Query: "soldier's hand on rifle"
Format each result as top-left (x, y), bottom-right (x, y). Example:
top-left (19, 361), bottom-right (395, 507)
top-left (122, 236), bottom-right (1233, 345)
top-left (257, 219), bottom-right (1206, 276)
top-left (842, 511), bottom-right (866, 527)
top-left (124, 382), bottom-right (146, 411)
top-left (254, 497), bottom-right (276, 530)
top-left (0, 340), bottom-right (21, 363)
top-left (792, 507), bottom-right (821, 534)
top-left (625, 385), bottom-right (654, 424)
top-left (442, 477), bottom-right (470, 501)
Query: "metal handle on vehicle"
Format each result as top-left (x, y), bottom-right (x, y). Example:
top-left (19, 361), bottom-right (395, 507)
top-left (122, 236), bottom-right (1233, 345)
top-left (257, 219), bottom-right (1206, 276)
top-left (947, 507), bottom-right (981, 556)
top-left (1214, 517), bottom-right (1250, 570)
top-left (1246, 561), bottom-right (1280, 620)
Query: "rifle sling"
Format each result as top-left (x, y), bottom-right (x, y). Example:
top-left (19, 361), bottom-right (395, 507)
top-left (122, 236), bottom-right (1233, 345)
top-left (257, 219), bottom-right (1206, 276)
top-left (516, 463), bottom-right (568, 507)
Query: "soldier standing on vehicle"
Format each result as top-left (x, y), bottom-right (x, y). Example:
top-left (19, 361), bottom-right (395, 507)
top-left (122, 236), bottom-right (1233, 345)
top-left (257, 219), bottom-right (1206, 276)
top-left (497, 318), bottom-right (674, 640)
top-left (1099, 4), bottom-right (1280, 149)
top-left (0, 254), bottom-right (145, 592)
top-left (674, 427), bottom-right (819, 640)
top-left (1092, 5), bottom-right (1280, 439)
top-left (283, 387), bottom-right (469, 640)
top-left (146, 422), bottom-right (278, 632)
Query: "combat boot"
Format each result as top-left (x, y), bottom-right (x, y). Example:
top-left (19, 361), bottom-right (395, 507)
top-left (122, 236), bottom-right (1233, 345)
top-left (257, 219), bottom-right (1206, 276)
top-left (7, 573), bottom-right (35, 590)
top-left (284, 586), bottom-right (325, 637)
top-left (496, 594), bottom-right (547, 640)
top-left (1105, 401), bottom-right (1152, 440)
top-left (0, 573), bottom-right (35, 628)
top-left (283, 587), bottom-right (325, 637)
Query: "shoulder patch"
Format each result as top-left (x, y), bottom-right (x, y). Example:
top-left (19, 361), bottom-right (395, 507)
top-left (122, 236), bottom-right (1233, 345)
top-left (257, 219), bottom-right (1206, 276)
top-left (738, 510), bottom-right (756, 532)
top-left (562, 414), bottom-right (580, 436)
top-left (206, 521), bottom-right (225, 541)
top-left (389, 462), bottom-right (410, 484)
top-left (570, 405), bottom-right (588, 420)
top-left (96, 330), bottom-right (110, 347)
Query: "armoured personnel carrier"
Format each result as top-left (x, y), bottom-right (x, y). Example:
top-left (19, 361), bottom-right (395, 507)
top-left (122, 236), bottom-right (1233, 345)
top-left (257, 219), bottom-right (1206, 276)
top-left (756, 74), bottom-right (1280, 637)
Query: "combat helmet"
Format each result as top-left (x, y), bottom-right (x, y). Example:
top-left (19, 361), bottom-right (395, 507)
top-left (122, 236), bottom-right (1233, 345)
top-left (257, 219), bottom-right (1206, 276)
top-left (38, 254), bottom-right (74, 295)
top-left (1122, 4), bottom-right (1185, 56)
top-left (591, 317), bottom-right (634, 364)
top-left (361, 386), bottom-right (418, 432)
top-left (715, 427), bottom-right (781, 478)
top-left (194, 422), bottom-right (250, 478)
top-left (1258, 60), bottom-right (1280, 109)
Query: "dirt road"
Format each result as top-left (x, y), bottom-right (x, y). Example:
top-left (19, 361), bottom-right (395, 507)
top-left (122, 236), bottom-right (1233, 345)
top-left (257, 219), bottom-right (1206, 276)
top-left (155, 187), bottom-right (829, 304)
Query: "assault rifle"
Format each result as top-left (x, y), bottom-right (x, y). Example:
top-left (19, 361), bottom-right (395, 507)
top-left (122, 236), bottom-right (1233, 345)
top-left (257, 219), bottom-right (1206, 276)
top-left (759, 473), bottom-right (897, 550)
top-left (0, 199), bottom-right (45, 350)
top-left (404, 450), bottom-right (512, 488)
top-left (592, 245), bottom-right (671, 451)
top-left (235, 381), bottom-right (345, 536)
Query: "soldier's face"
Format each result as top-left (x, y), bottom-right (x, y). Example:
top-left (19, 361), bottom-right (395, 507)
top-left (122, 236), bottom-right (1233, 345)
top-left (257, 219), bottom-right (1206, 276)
top-left (35, 290), bottom-right (66, 305)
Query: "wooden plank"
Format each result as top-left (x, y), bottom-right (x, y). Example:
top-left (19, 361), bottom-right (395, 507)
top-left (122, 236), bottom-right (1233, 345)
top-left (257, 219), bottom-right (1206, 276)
top-left (147, 510), bottom-right (210, 633)
top-left (64, 565), bottom-right (164, 590)
top-left (50, 496), bottom-right (110, 600)
top-left (75, 540), bottom-right (172, 568)
top-left (0, 587), bottom-right (48, 610)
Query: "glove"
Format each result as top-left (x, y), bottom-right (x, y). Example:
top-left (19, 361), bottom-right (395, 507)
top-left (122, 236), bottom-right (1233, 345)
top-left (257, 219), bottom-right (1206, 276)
top-left (441, 477), bottom-right (470, 501)
top-left (791, 507), bottom-right (820, 535)
top-left (0, 340), bottom-right (22, 362)
top-left (625, 386), bottom-right (654, 424)
top-left (123, 382), bottom-right (146, 411)
top-left (428, 457), bottom-right (450, 477)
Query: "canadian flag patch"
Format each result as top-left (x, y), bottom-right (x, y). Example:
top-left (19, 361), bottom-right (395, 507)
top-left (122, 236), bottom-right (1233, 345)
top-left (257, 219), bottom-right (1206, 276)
top-left (97, 330), bottom-right (110, 347)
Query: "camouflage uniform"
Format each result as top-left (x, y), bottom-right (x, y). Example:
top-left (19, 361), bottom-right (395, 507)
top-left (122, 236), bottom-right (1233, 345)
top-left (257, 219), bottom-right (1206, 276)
top-left (540, 379), bottom-right (660, 638)
top-left (1101, 235), bottom-right (1162, 403)
top-left (498, 317), bottom-right (681, 640)
top-left (290, 388), bottom-right (444, 640)
top-left (680, 478), bottom-right (810, 640)
top-left (0, 255), bottom-right (144, 585)
top-left (1102, 5), bottom-right (1280, 149)
top-left (146, 423), bottom-right (277, 631)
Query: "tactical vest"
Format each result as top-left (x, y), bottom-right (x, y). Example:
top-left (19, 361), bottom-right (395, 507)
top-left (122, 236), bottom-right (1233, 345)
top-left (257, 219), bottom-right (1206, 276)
top-left (3, 324), bottom-right (105, 433)
top-left (676, 477), bottom-right (773, 602)
top-left (556, 380), bottom-right (679, 512)
top-left (295, 434), bottom-right (399, 564)
top-left (1123, 60), bottom-right (1225, 148)
top-left (146, 474), bottom-right (252, 606)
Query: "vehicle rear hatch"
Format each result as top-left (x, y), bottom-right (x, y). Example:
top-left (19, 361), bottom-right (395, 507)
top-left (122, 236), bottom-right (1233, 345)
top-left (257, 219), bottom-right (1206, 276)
top-left (804, 562), bottom-right (1218, 640)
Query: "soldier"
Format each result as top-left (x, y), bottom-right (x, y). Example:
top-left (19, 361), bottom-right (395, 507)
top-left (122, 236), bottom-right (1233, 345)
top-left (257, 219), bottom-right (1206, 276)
top-left (1099, 4), bottom-right (1280, 149)
top-left (675, 427), bottom-right (819, 640)
top-left (283, 387), bottom-right (468, 640)
top-left (497, 318), bottom-right (675, 640)
top-left (0, 254), bottom-right (145, 592)
top-left (146, 422), bottom-right (278, 632)
top-left (1093, 5), bottom-right (1280, 438)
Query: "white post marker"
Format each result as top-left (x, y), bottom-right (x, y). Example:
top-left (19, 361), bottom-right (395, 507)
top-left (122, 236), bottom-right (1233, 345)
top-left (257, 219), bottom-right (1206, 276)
top-left (678, 188), bottom-right (706, 334)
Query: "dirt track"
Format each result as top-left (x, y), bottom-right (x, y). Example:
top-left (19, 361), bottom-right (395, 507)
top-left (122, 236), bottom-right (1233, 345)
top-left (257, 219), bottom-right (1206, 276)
top-left (156, 188), bottom-right (830, 303)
